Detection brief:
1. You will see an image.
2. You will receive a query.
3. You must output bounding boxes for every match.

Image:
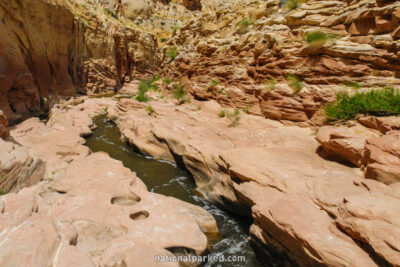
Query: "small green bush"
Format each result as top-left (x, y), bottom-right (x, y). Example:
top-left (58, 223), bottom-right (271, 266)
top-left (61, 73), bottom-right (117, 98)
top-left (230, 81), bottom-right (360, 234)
top-left (166, 46), bottom-right (178, 61)
top-left (285, 0), bottom-right (300, 10)
top-left (103, 8), bottom-right (118, 19)
top-left (227, 109), bottom-right (241, 126)
top-left (237, 18), bottom-right (253, 34)
top-left (286, 74), bottom-right (303, 93)
top-left (325, 88), bottom-right (400, 120)
top-left (145, 105), bottom-right (154, 114)
top-left (135, 75), bottom-right (160, 102)
top-left (218, 108), bottom-right (241, 126)
top-left (172, 80), bottom-right (188, 104)
top-left (305, 31), bottom-right (336, 47)
top-left (171, 26), bottom-right (180, 34)
top-left (164, 77), bottom-right (173, 85)
top-left (218, 109), bottom-right (227, 118)
top-left (238, 18), bottom-right (253, 27)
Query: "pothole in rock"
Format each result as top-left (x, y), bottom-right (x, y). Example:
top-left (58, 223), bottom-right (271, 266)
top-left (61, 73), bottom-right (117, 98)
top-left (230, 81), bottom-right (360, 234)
top-left (129, 211), bottom-right (149, 220)
top-left (111, 193), bottom-right (141, 206)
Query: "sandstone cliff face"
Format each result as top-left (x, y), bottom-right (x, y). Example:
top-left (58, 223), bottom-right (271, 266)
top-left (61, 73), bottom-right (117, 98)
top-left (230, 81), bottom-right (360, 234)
top-left (0, 0), bottom-right (159, 124)
top-left (155, 0), bottom-right (400, 124)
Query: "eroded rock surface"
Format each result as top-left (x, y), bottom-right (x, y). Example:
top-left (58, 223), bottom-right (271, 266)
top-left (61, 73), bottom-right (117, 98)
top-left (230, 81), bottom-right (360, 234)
top-left (109, 94), bottom-right (400, 266)
top-left (151, 0), bottom-right (400, 124)
top-left (0, 98), bottom-right (216, 266)
top-left (0, 0), bottom-right (158, 124)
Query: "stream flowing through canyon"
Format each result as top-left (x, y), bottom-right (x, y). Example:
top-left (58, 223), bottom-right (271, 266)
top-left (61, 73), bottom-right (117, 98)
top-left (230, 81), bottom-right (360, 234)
top-left (85, 115), bottom-right (263, 267)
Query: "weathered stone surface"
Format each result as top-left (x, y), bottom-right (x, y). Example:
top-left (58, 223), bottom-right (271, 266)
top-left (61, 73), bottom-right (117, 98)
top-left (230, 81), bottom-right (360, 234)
top-left (110, 94), bottom-right (400, 265)
top-left (316, 124), bottom-right (379, 167)
top-left (0, 0), bottom-right (158, 124)
top-left (359, 116), bottom-right (400, 134)
top-left (147, 0), bottom-right (400, 124)
top-left (364, 132), bottom-right (400, 185)
top-left (0, 139), bottom-right (45, 193)
top-left (0, 98), bottom-right (216, 266)
top-left (337, 193), bottom-right (400, 266)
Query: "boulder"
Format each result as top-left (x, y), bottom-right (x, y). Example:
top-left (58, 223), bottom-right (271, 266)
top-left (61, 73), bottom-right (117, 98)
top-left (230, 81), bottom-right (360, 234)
top-left (364, 132), bottom-right (400, 185)
top-left (316, 124), bottom-right (379, 167)
top-left (359, 116), bottom-right (400, 134)
top-left (0, 139), bottom-right (45, 193)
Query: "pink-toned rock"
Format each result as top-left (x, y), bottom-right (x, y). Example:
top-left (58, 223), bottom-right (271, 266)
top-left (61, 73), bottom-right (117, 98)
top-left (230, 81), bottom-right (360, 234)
top-left (111, 95), bottom-right (397, 265)
top-left (0, 139), bottom-right (45, 193)
top-left (0, 97), bottom-right (216, 266)
top-left (337, 193), bottom-right (400, 266)
top-left (364, 132), bottom-right (400, 184)
top-left (359, 116), bottom-right (400, 133)
top-left (316, 124), bottom-right (379, 167)
top-left (252, 192), bottom-right (377, 267)
top-left (259, 84), bottom-right (336, 124)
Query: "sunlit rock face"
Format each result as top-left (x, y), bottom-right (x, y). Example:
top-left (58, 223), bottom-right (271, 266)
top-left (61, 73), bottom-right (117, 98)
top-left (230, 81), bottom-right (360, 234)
top-left (0, 0), bottom-right (159, 125)
top-left (154, 0), bottom-right (400, 125)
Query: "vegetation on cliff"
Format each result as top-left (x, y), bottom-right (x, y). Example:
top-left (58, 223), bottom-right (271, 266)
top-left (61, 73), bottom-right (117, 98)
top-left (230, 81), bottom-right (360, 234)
top-left (325, 88), bottom-right (400, 120)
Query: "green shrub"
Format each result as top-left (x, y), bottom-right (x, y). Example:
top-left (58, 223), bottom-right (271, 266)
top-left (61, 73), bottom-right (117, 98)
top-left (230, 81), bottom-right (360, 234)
top-left (171, 26), bottom-right (180, 34)
top-left (325, 88), bottom-right (400, 120)
top-left (164, 77), bottom-right (173, 85)
top-left (145, 105), bottom-right (154, 114)
top-left (285, 0), bottom-right (299, 10)
top-left (218, 109), bottom-right (227, 118)
top-left (172, 80), bottom-right (188, 104)
top-left (286, 74), bottom-right (303, 93)
top-left (238, 18), bottom-right (253, 27)
top-left (226, 108), bottom-right (241, 126)
top-left (166, 46), bottom-right (178, 61)
top-left (218, 108), bottom-right (241, 126)
top-left (237, 18), bottom-right (253, 34)
top-left (103, 8), bottom-right (118, 19)
top-left (135, 75), bottom-right (160, 102)
top-left (305, 31), bottom-right (336, 47)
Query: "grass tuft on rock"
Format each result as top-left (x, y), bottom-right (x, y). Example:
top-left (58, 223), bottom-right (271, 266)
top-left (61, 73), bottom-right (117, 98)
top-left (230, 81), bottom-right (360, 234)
top-left (305, 31), bottom-right (336, 48)
top-left (285, 0), bottom-right (301, 10)
top-left (325, 88), bottom-right (400, 120)
top-left (166, 46), bottom-right (179, 61)
top-left (218, 108), bottom-right (241, 126)
top-left (135, 75), bottom-right (160, 102)
top-left (103, 8), bottom-right (118, 19)
top-left (145, 105), bottom-right (154, 114)
top-left (286, 74), bottom-right (303, 93)
top-left (172, 79), bottom-right (188, 104)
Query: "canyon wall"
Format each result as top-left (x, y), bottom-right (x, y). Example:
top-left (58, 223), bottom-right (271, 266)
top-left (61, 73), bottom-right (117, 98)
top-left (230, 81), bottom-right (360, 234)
top-left (160, 0), bottom-right (400, 125)
top-left (0, 0), bottom-right (159, 124)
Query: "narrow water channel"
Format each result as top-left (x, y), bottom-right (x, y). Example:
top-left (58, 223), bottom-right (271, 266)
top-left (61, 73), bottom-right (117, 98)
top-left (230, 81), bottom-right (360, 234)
top-left (85, 116), bottom-right (263, 267)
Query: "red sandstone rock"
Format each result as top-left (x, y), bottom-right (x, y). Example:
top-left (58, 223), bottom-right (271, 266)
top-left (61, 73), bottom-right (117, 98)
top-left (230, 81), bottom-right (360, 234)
top-left (364, 132), bottom-right (400, 185)
top-left (316, 124), bottom-right (379, 167)
top-left (0, 110), bottom-right (9, 139)
top-left (359, 116), bottom-right (400, 133)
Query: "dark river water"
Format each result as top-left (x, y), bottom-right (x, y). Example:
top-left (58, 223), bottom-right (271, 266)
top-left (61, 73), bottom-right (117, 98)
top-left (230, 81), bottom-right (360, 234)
top-left (85, 115), bottom-right (263, 267)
